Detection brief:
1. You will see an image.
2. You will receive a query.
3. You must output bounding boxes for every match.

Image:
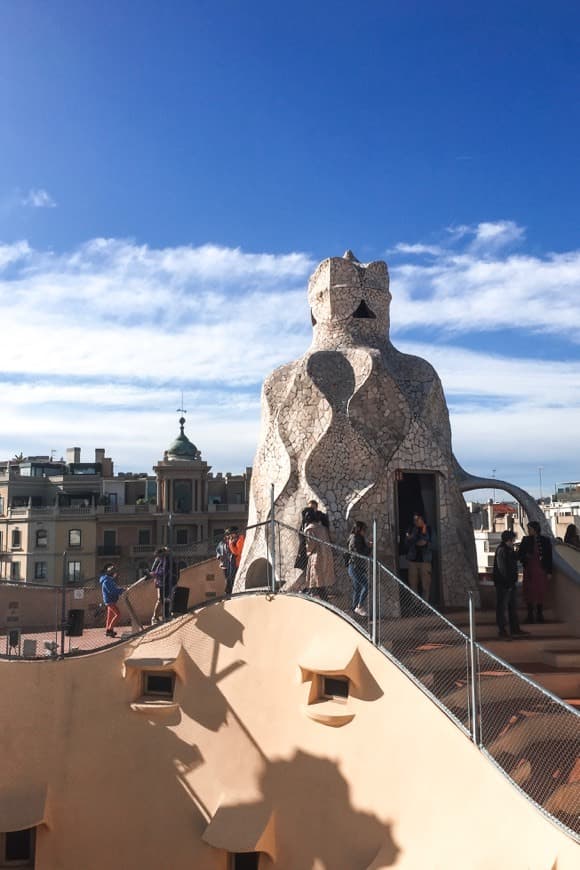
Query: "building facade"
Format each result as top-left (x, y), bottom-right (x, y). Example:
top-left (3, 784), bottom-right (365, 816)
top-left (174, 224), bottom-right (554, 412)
top-left (0, 421), bottom-right (250, 585)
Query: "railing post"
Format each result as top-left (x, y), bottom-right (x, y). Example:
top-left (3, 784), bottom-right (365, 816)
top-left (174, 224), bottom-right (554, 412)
top-left (60, 550), bottom-right (68, 658)
top-left (269, 484), bottom-right (276, 593)
top-left (468, 590), bottom-right (479, 745)
top-left (371, 519), bottom-right (378, 645)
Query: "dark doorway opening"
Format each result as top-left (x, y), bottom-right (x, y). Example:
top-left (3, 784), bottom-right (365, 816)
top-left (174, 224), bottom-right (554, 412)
top-left (396, 472), bottom-right (441, 607)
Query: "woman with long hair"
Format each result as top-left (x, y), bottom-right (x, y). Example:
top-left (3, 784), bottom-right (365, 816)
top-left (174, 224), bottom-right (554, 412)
top-left (518, 521), bottom-right (553, 623)
top-left (348, 521), bottom-right (372, 617)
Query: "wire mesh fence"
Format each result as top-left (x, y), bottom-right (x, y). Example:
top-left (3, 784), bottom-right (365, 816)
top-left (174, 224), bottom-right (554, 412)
top-left (0, 522), bottom-right (270, 659)
top-left (270, 519), bottom-right (580, 838)
top-left (476, 644), bottom-right (580, 835)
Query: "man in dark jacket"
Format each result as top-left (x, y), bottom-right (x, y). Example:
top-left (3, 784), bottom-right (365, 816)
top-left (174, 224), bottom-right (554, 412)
top-left (493, 530), bottom-right (523, 638)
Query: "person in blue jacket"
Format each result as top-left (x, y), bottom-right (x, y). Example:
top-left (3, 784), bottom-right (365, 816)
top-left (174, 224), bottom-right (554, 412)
top-left (99, 564), bottom-right (124, 638)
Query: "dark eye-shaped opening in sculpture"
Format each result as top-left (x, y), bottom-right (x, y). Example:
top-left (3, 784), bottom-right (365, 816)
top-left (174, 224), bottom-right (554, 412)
top-left (311, 309), bottom-right (317, 326)
top-left (352, 300), bottom-right (376, 319)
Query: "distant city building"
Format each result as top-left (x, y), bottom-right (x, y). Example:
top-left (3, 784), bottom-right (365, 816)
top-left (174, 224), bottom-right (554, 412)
top-left (541, 499), bottom-right (580, 540)
top-left (554, 481), bottom-right (580, 502)
top-left (0, 419), bottom-right (251, 585)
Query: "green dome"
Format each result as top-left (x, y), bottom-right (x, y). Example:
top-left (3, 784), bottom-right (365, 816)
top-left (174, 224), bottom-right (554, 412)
top-left (167, 417), bottom-right (198, 460)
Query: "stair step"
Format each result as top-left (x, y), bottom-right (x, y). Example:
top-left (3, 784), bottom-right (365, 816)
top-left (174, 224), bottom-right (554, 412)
top-left (542, 649), bottom-right (580, 668)
top-left (515, 663), bottom-right (580, 698)
top-left (428, 623), bottom-right (573, 643)
top-left (449, 608), bottom-right (558, 627)
top-left (479, 636), bottom-right (580, 663)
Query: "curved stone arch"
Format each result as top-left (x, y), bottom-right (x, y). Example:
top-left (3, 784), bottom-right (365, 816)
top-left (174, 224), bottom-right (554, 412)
top-left (454, 466), bottom-right (551, 536)
top-left (456, 468), bottom-right (580, 593)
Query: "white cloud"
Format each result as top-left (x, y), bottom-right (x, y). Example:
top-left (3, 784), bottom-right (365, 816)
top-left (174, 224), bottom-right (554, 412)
top-left (446, 220), bottom-right (525, 251)
top-left (390, 242), bottom-right (444, 256)
top-left (21, 188), bottom-right (57, 209)
top-left (0, 230), bottom-right (578, 492)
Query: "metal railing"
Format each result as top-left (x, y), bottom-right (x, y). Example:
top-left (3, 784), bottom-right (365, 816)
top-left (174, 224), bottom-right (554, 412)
top-left (268, 519), bottom-right (580, 841)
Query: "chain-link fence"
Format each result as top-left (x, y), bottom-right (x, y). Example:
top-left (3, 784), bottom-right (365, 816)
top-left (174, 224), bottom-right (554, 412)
top-left (0, 522), bottom-right (270, 659)
top-left (476, 644), bottom-right (580, 834)
top-left (269, 519), bottom-right (580, 839)
top-left (0, 575), bottom-right (140, 659)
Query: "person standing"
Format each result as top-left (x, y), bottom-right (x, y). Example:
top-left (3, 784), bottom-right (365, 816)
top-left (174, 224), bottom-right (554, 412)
top-left (405, 513), bottom-right (432, 603)
top-left (228, 527), bottom-right (246, 587)
top-left (303, 509), bottom-right (335, 601)
top-left (493, 530), bottom-right (524, 638)
top-left (99, 564), bottom-right (124, 638)
top-left (518, 521), bottom-right (553, 624)
top-left (564, 524), bottom-right (580, 549)
top-left (295, 500), bottom-right (330, 572)
top-left (348, 521), bottom-right (371, 616)
top-left (150, 547), bottom-right (171, 624)
top-left (217, 530), bottom-right (236, 594)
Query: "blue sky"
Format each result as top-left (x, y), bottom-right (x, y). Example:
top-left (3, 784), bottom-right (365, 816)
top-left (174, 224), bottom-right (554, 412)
top-left (1, 1), bottom-right (579, 497)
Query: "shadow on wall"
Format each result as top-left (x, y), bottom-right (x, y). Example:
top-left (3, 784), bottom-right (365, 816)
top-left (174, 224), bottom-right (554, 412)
top-left (128, 603), bottom-right (401, 868)
top-left (202, 751), bottom-right (401, 869)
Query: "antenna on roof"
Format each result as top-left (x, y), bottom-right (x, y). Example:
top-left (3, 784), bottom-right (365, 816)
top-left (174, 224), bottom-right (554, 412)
top-left (176, 391), bottom-right (187, 416)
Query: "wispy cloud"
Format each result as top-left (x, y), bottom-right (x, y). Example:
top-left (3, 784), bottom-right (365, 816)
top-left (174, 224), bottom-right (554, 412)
top-left (389, 242), bottom-right (444, 257)
top-left (445, 219), bottom-right (525, 251)
top-left (0, 229), bottom-right (577, 490)
top-left (20, 188), bottom-right (57, 208)
top-left (390, 220), bottom-right (580, 340)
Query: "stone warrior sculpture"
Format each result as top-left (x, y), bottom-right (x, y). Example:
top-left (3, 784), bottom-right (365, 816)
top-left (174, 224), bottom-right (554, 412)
top-left (236, 251), bottom-right (478, 607)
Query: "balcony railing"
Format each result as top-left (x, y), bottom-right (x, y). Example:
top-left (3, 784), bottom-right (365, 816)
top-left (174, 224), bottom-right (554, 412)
top-left (98, 504), bottom-right (157, 514)
top-left (208, 503), bottom-right (245, 513)
top-left (97, 545), bottom-right (122, 556)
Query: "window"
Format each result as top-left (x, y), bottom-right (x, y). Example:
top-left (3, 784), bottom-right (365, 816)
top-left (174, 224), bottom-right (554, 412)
top-left (143, 672), bottom-right (175, 699)
top-left (323, 677), bottom-right (349, 699)
top-left (138, 529), bottom-right (150, 546)
top-left (230, 854), bottom-right (260, 870)
top-left (10, 562), bottom-right (20, 581)
top-left (1, 828), bottom-right (35, 867)
top-left (0, 532), bottom-right (3, 551)
top-left (11, 530), bottom-right (21, 549)
top-left (0, 496), bottom-right (4, 515)
top-left (173, 480), bottom-right (192, 513)
top-left (34, 562), bottom-right (47, 581)
top-left (175, 528), bottom-right (188, 546)
top-left (67, 560), bottom-right (81, 583)
top-left (68, 529), bottom-right (81, 548)
top-left (35, 529), bottom-right (48, 548)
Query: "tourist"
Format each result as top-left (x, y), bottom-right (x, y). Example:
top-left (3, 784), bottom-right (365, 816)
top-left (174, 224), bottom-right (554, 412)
top-left (303, 508), bottom-right (334, 601)
top-left (295, 499), bottom-right (330, 573)
top-left (304, 499), bottom-right (329, 528)
top-left (150, 547), bottom-right (171, 624)
top-left (348, 521), bottom-right (371, 616)
top-left (564, 524), bottom-right (580, 549)
top-left (216, 529), bottom-right (236, 594)
top-left (518, 521), bottom-right (553, 624)
top-left (228, 527), bottom-right (245, 585)
top-left (492, 530), bottom-right (523, 639)
top-left (405, 513), bottom-right (432, 603)
top-left (99, 563), bottom-right (124, 638)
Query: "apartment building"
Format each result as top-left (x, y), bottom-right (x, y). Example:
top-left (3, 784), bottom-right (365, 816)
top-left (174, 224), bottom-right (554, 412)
top-left (0, 420), bottom-right (250, 585)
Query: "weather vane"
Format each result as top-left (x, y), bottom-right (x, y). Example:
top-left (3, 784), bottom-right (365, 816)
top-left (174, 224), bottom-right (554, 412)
top-left (176, 391), bottom-right (187, 416)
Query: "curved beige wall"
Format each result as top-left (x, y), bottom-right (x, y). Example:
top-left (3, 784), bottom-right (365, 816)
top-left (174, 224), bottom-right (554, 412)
top-left (0, 594), bottom-right (577, 869)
